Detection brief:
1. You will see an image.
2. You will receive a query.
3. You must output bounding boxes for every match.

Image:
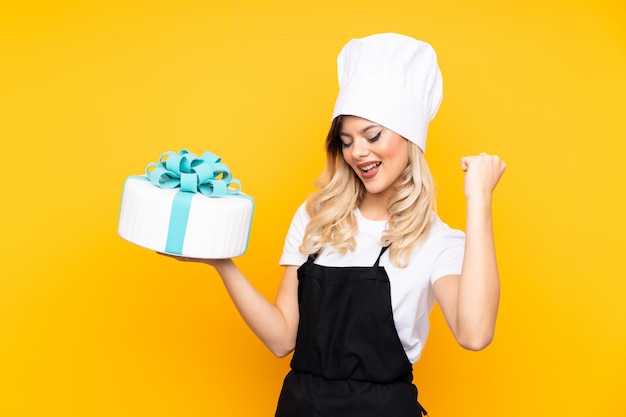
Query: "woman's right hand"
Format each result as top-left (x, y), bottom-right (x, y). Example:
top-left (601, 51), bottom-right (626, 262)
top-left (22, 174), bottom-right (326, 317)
top-left (157, 252), bottom-right (233, 269)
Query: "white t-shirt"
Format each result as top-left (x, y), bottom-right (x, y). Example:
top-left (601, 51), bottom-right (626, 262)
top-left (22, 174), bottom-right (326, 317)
top-left (279, 203), bottom-right (465, 363)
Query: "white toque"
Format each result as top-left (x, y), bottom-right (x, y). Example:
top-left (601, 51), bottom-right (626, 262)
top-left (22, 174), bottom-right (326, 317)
top-left (331, 33), bottom-right (443, 151)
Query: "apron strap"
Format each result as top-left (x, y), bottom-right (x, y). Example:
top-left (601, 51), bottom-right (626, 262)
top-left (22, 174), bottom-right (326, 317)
top-left (373, 246), bottom-right (389, 267)
top-left (418, 400), bottom-right (428, 416)
top-left (309, 246), bottom-right (389, 266)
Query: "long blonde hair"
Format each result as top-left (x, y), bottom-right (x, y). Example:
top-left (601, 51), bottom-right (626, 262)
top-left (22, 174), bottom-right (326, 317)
top-left (300, 116), bottom-right (436, 268)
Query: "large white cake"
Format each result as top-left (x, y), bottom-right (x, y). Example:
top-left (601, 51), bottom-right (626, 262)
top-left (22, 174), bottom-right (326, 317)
top-left (117, 150), bottom-right (254, 259)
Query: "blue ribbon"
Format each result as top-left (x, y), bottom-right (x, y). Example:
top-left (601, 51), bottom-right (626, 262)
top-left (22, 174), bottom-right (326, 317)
top-left (143, 149), bottom-right (246, 255)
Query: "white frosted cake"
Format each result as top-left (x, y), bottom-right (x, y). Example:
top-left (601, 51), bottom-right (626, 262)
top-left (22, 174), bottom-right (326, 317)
top-left (118, 150), bottom-right (254, 259)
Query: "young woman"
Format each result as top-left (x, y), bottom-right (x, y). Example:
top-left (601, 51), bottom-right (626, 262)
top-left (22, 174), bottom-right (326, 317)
top-left (166, 33), bottom-right (506, 416)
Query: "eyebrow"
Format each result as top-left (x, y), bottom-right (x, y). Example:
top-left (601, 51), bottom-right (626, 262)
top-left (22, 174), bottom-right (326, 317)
top-left (338, 124), bottom-right (381, 138)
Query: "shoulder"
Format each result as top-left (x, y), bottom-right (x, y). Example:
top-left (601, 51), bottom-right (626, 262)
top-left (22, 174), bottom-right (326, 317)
top-left (279, 201), bottom-right (310, 266)
top-left (293, 201), bottom-right (310, 221)
top-left (428, 214), bottom-right (465, 241)
top-left (285, 201), bottom-right (310, 234)
top-left (422, 214), bottom-right (465, 281)
top-left (285, 201), bottom-right (310, 236)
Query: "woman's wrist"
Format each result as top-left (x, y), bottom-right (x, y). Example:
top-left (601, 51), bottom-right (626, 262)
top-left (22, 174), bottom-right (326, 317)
top-left (465, 194), bottom-right (493, 209)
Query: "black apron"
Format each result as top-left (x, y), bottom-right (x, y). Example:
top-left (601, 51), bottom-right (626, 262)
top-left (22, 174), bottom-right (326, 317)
top-left (275, 247), bottom-right (428, 417)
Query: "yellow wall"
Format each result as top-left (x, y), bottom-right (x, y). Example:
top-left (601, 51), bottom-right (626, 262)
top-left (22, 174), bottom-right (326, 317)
top-left (1, 0), bottom-right (625, 415)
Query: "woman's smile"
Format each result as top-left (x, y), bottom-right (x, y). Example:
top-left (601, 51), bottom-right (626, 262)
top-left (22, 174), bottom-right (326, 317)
top-left (359, 161), bottom-right (382, 177)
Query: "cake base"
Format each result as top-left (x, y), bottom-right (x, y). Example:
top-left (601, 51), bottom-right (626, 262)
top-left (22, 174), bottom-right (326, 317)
top-left (118, 177), bottom-right (253, 258)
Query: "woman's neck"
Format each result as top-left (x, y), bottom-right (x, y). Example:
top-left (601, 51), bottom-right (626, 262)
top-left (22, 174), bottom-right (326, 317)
top-left (358, 194), bottom-right (390, 221)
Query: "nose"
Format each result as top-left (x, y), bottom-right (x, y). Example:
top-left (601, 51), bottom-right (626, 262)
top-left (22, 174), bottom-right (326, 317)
top-left (351, 138), bottom-right (370, 159)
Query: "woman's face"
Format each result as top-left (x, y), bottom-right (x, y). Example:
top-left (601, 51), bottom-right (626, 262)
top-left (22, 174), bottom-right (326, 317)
top-left (339, 115), bottom-right (409, 201)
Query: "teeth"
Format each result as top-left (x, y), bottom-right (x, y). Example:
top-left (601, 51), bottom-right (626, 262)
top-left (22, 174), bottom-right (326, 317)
top-left (361, 162), bottom-right (380, 172)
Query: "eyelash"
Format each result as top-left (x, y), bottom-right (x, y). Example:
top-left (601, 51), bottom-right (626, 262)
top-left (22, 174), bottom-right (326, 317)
top-left (341, 131), bottom-right (382, 148)
top-left (368, 131), bottom-right (382, 143)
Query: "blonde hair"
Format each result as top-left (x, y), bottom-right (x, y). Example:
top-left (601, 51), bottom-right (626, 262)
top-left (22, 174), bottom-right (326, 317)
top-left (300, 116), bottom-right (436, 268)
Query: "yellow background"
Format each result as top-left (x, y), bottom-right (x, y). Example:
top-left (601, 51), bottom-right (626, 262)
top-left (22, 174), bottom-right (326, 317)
top-left (1, 0), bottom-right (625, 416)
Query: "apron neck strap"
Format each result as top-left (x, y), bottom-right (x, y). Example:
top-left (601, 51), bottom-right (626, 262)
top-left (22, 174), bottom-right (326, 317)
top-left (373, 246), bottom-right (389, 267)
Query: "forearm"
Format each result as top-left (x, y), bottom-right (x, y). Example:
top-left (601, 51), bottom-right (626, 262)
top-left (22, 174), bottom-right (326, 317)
top-left (212, 260), bottom-right (298, 357)
top-left (456, 197), bottom-right (500, 349)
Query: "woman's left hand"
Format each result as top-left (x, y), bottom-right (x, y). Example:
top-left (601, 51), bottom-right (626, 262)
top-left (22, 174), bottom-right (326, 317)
top-left (460, 153), bottom-right (506, 202)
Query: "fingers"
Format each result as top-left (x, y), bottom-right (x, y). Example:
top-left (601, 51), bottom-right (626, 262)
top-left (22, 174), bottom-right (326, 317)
top-left (158, 251), bottom-right (189, 262)
top-left (461, 153), bottom-right (506, 199)
top-left (158, 251), bottom-right (233, 269)
top-left (460, 156), bottom-right (474, 172)
top-left (157, 252), bottom-right (204, 263)
top-left (461, 153), bottom-right (506, 172)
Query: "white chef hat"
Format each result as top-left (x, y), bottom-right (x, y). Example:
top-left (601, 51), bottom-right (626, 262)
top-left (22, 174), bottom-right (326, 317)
top-left (331, 33), bottom-right (443, 151)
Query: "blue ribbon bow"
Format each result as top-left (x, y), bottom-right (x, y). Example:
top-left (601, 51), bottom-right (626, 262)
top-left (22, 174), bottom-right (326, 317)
top-left (143, 149), bottom-right (245, 255)
top-left (146, 149), bottom-right (242, 198)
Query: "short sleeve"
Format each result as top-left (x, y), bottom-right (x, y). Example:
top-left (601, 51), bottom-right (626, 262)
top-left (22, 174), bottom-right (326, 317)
top-left (279, 202), bottom-right (309, 266)
top-left (430, 220), bottom-right (465, 284)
